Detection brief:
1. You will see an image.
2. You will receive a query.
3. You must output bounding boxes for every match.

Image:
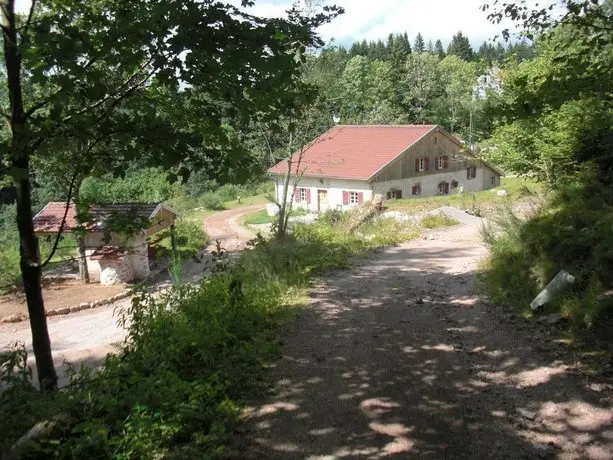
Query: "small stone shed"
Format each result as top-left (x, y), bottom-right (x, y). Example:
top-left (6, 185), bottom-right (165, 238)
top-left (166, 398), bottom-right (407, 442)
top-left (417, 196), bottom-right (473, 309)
top-left (33, 202), bottom-right (179, 285)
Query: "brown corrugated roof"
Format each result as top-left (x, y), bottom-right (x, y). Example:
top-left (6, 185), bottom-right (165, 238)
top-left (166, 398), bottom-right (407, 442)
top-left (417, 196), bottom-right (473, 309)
top-left (33, 202), bottom-right (168, 233)
top-left (268, 125), bottom-right (436, 180)
top-left (90, 245), bottom-right (125, 261)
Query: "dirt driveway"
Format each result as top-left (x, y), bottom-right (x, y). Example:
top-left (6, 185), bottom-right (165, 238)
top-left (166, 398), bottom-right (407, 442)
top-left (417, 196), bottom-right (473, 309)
top-left (204, 204), bottom-right (265, 252)
top-left (230, 221), bottom-right (613, 459)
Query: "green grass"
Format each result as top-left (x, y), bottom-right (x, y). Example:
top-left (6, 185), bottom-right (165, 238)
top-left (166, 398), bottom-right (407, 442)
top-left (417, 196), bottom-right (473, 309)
top-left (420, 214), bottom-right (460, 229)
top-left (387, 177), bottom-right (543, 216)
top-left (243, 207), bottom-right (306, 225)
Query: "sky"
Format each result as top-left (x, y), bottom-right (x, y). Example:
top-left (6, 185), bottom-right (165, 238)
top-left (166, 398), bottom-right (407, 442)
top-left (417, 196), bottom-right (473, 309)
top-left (15, 0), bottom-right (516, 48)
top-left (235, 0), bottom-right (517, 48)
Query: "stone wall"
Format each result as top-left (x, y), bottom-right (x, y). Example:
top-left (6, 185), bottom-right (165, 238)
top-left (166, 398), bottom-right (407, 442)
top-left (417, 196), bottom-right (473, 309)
top-left (100, 257), bottom-right (134, 285)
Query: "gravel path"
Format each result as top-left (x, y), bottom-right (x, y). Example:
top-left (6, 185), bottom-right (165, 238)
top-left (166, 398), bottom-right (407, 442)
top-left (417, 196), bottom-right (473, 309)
top-left (229, 220), bottom-right (613, 459)
top-left (0, 204), bottom-right (264, 387)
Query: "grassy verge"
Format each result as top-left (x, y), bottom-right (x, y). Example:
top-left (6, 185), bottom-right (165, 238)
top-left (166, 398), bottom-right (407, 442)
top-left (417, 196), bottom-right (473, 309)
top-left (387, 177), bottom-right (543, 216)
top-left (242, 208), bottom-right (307, 226)
top-left (0, 215), bottom-right (423, 458)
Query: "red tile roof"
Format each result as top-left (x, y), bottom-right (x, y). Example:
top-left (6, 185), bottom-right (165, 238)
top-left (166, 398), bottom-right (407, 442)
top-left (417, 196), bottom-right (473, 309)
top-left (268, 125), bottom-right (437, 180)
top-left (33, 202), bottom-right (170, 233)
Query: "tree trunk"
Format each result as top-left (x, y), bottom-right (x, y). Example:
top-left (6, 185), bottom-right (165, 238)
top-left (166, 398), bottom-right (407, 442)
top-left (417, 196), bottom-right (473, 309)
top-left (2, 0), bottom-right (57, 391)
top-left (77, 235), bottom-right (90, 284)
top-left (15, 158), bottom-right (58, 392)
top-left (72, 180), bottom-right (89, 284)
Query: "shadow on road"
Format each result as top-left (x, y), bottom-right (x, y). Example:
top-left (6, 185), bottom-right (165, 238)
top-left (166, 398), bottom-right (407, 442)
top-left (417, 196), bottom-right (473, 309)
top-left (228, 238), bottom-right (613, 459)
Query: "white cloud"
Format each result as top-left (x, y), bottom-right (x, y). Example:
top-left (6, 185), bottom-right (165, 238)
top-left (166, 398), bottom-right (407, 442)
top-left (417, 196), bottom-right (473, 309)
top-left (237, 0), bottom-right (519, 47)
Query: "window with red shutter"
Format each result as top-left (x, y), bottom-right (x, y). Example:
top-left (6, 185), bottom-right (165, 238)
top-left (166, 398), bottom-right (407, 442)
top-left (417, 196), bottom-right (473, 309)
top-left (358, 192), bottom-right (364, 205)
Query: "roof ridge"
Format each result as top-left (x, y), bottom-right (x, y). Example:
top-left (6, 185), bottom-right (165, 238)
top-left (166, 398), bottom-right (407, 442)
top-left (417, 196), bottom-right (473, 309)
top-left (335, 124), bottom-right (438, 128)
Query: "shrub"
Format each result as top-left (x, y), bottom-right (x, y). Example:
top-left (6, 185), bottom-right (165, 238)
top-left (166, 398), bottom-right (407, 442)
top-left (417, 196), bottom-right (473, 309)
top-left (480, 177), bottom-right (613, 328)
top-left (199, 192), bottom-right (225, 210)
top-left (174, 218), bottom-right (208, 253)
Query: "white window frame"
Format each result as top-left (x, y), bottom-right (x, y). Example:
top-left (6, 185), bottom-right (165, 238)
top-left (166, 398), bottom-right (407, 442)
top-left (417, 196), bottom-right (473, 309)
top-left (436, 156), bottom-right (444, 170)
top-left (418, 158), bottom-right (425, 172)
top-left (299, 188), bottom-right (307, 201)
top-left (349, 191), bottom-right (359, 204)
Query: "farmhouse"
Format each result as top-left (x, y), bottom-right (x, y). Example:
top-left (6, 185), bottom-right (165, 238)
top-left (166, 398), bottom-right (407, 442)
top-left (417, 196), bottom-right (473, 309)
top-left (33, 202), bottom-right (179, 285)
top-left (269, 125), bottom-right (503, 212)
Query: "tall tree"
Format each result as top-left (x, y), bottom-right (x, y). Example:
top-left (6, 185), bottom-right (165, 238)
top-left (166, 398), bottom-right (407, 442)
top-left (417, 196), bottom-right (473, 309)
top-left (447, 31), bottom-right (474, 61)
top-left (426, 40), bottom-right (434, 54)
top-left (414, 32), bottom-right (426, 53)
top-left (401, 52), bottom-right (442, 123)
top-left (0, 0), bottom-right (341, 391)
top-left (435, 39), bottom-right (446, 59)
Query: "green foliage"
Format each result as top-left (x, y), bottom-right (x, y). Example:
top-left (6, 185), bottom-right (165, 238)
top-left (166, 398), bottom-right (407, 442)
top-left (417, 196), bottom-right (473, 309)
top-left (0, 205), bottom-right (20, 292)
top-left (485, 12), bottom-right (613, 186)
top-left (198, 193), bottom-right (225, 211)
top-left (80, 168), bottom-right (174, 204)
top-left (447, 31), bottom-right (474, 61)
top-left (0, 215), bottom-right (416, 458)
top-left (420, 213), bottom-right (459, 229)
top-left (480, 175), bottom-right (613, 329)
top-left (156, 217), bottom-right (208, 260)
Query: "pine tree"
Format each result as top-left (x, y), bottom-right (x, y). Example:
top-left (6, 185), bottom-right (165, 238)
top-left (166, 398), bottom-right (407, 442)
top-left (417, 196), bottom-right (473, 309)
top-left (426, 40), bottom-right (434, 53)
top-left (435, 39), bottom-right (446, 59)
top-left (375, 39), bottom-right (388, 60)
top-left (403, 32), bottom-right (411, 53)
top-left (414, 32), bottom-right (425, 53)
top-left (447, 31), bottom-right (474, 61)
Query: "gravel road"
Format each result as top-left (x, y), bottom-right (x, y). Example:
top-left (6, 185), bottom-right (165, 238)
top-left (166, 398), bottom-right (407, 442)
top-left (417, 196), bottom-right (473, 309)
top-left (229, 218), bottom-right (613, 459)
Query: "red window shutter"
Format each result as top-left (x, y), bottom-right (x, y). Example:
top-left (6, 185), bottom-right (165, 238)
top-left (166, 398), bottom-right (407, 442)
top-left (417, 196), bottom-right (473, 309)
top-left (415, 158), bottom-right (419, 172)
top-left (306, 189), bottom-right (311, 204)
top-left (425, 157), bottom-right (430, 170)
top-left (358, 192), bottom-right (364, 205)
top-left (434, 156), bottom-right (439, 170)
top-left (293, 188), bottom-right (299, 202)
top-left (443, 156), bottom-right (449, 168)
top-left (342, 190), bottom-right (349, 205)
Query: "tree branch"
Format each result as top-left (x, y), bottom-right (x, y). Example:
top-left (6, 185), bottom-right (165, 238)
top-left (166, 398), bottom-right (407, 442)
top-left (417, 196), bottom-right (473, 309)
top-left (39, 135), bottom-right (104, 267)
top-left (25, 87), bottom-right (64, 118)
top-left (40, 166), bottom-right (78, 268)
top-left (21, 0), bottom-right (37, 39)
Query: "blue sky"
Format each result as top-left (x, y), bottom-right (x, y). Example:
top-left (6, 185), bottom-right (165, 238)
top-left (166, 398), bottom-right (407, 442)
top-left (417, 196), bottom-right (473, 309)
top-left (16, 0), bottom-right (516, 48)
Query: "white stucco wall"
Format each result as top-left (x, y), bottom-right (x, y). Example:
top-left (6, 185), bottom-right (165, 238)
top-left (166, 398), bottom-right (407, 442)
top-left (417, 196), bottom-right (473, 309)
top-left (372, 166), bottom-right (498, 198)
top-left (84, 231), bottom-right (149, 284)
top-left (274, 176), bottom-right (373, 212)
